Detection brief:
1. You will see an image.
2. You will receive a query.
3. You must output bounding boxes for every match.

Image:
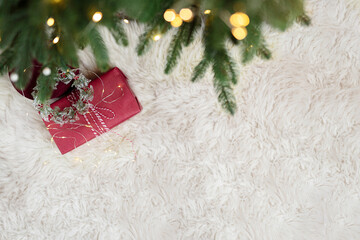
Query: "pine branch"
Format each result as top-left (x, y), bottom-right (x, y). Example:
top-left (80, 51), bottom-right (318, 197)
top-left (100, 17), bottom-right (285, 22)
top-left (12, 28), bottom-right (32, 89)
top-left (165, 26), bottom-right (186, 74)
top-left (182, 16), bottom-right (198, 47)
top-left (223, 51), bottom-right (238, 84)
top-left (257, 45), bottom-right (272, 60)
top-left (241, 18), bottom-right (262, 64)
top-left (110, 20), bottom-right (129, 46)
top-left (137, 15), bottom-right (170, 55)
top-left (58, 30), bottom-right (79, 68)
top-left (76, 30), bottom-right (90, 50)
top-left (213, 60), bottom-right (237, 115)
top-left (0, 49), bottom-right (15, 75)
top-left (87, 27), bottom-right (109, 72)
top-left (29, 26), bottom-right (49, 65)
top-left (296, 14), bottom-right (311, 26)
top-left (0, 24), bottom-right (21, 50)
top-left (36, 70), bottom-right (57, 102)
top-left (136, 30), bottom-right (152, 56)
top-left (191, 57), bottom-right (210, 82)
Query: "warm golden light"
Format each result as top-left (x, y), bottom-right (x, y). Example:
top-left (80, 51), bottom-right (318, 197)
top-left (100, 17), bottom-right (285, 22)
top-left (152, 34), bottom-right (161, 41)
top-left (163, 9), bottom-right (176, 22)
top-left (179, 8), bottom-right (193, 22)
top-left (171, 14), bottom-right (183, 28)
top-left (47, 17), bottom-right (55, 27)
top-left (230, 12), bottom-right (250, 27)
top-left (92, 12), bottom-right (103, 23)
top-left (123, 19), bottom-right (129, 24)
top-left (231, 27), bottom-right (247, 40)
top-left (52, 36), bottom-right (60, 44)
top-left (204, 9), bottom-right (211, 14)
top-left (52, 0), bottom-right (62, 3)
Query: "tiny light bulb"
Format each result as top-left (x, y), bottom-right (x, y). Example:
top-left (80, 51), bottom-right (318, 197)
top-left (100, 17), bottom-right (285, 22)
top-left (179, 8), bottom-right (193, 22)
top-left (42, 67), bottom-right (51, 76)
top-left (204, 9), bottom-right (211, 14)
top-left (230, 12), bottom-right (250, 27)
top-left (47, 17), bottom-right (55, 27)
top-left (163, 9), bottom-right (176, 22)
top-left (92, 12), bottom-right (103, 23)
top-left (231, 27), bottom-right (248, 40)
top-left (123, 19), bottom-right (129, 24)
top-left (153, 34), bottom-right (161, 41)
top-left (171, 14), bottom-right (183, 28)
top-left (10, 73), bottom-right (19, 82)
top-left (52, 36), bottom-right (59, 44)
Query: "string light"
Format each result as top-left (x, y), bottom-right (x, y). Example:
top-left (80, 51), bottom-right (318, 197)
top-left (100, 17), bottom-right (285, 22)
top-left (163, 9), bottom-right (176, 22)
top-left (92, 11), bottom-right (103, 23)
top-left (10, 73), bottom-right (19, 82)
top-left (52, 36), bottom-right (59, 44)
top-left (123, 19), bottom-right (129, 24)
top-left (47, 17), bottom-right (55, 27)
top-left (230, 12), bottom-right (250, 27)
top-left (179, 8), bottom-right (193, 22)
top-left (171, 14), bottom-right (183, 28)
top-left (204, 9), bottom-right (211, 14)
top-left (231, 27), bottom-right (247, 40)
top-left (152, 34), bottom-right (161, 41)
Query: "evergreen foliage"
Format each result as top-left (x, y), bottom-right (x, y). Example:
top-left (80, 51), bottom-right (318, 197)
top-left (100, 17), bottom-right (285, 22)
top-left (0, 0), bottom-right (309, 114)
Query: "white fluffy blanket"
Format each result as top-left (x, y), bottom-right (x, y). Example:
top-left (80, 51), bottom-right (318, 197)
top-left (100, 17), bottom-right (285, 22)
top-left (1, 0), bottom-right (360, 238)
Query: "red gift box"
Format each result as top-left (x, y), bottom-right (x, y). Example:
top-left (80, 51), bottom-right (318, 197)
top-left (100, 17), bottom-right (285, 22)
top-left (44, 68), bottom-right (142, 154)
top-left (11, 59), bottom-right (74, 100)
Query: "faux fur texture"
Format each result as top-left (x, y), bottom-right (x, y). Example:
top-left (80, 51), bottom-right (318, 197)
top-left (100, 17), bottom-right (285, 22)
top-left (1, 0), bottom-right (360, 239)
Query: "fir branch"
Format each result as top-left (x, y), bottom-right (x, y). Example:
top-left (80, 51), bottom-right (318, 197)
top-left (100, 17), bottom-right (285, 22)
top-left (36, 70), bottom-right (57, 103)
top-left (137, 16), bottom-right (169, 56)
top-left (136, 30), bottom-right (152, 56)
top-left (182, 16), bottom-right (198, 47)
top-left (87, 27), bottom-right (109, 72)
top-left (257, 45), bottom-right (272, 60)
top-left (0, 24), bottom-right (21, 50)
top-left (165, 26), bottom-right (185, 74)
top-left (58, 31), bottom-right (79, 68)
top-left (296, 14), bottom-right (311, 26)
top-left (191, 57), bottom-right (210, 82)
top-left (0, 49), bottom-right (14, 75)
top-left (12, 28), bottom-right (32, 89)
top-left (110, 20), bottom-right (129, 46)
top-left (29, 27), bottom-right (49, 65)
top-left (212, 61), bottom-right (237, 115)
top-left (223, 51), bottom-right (238, 84)
top-left (76, 31), bottom-right (90, 50)
top-left (241, 20), bottom-right (262, 64)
